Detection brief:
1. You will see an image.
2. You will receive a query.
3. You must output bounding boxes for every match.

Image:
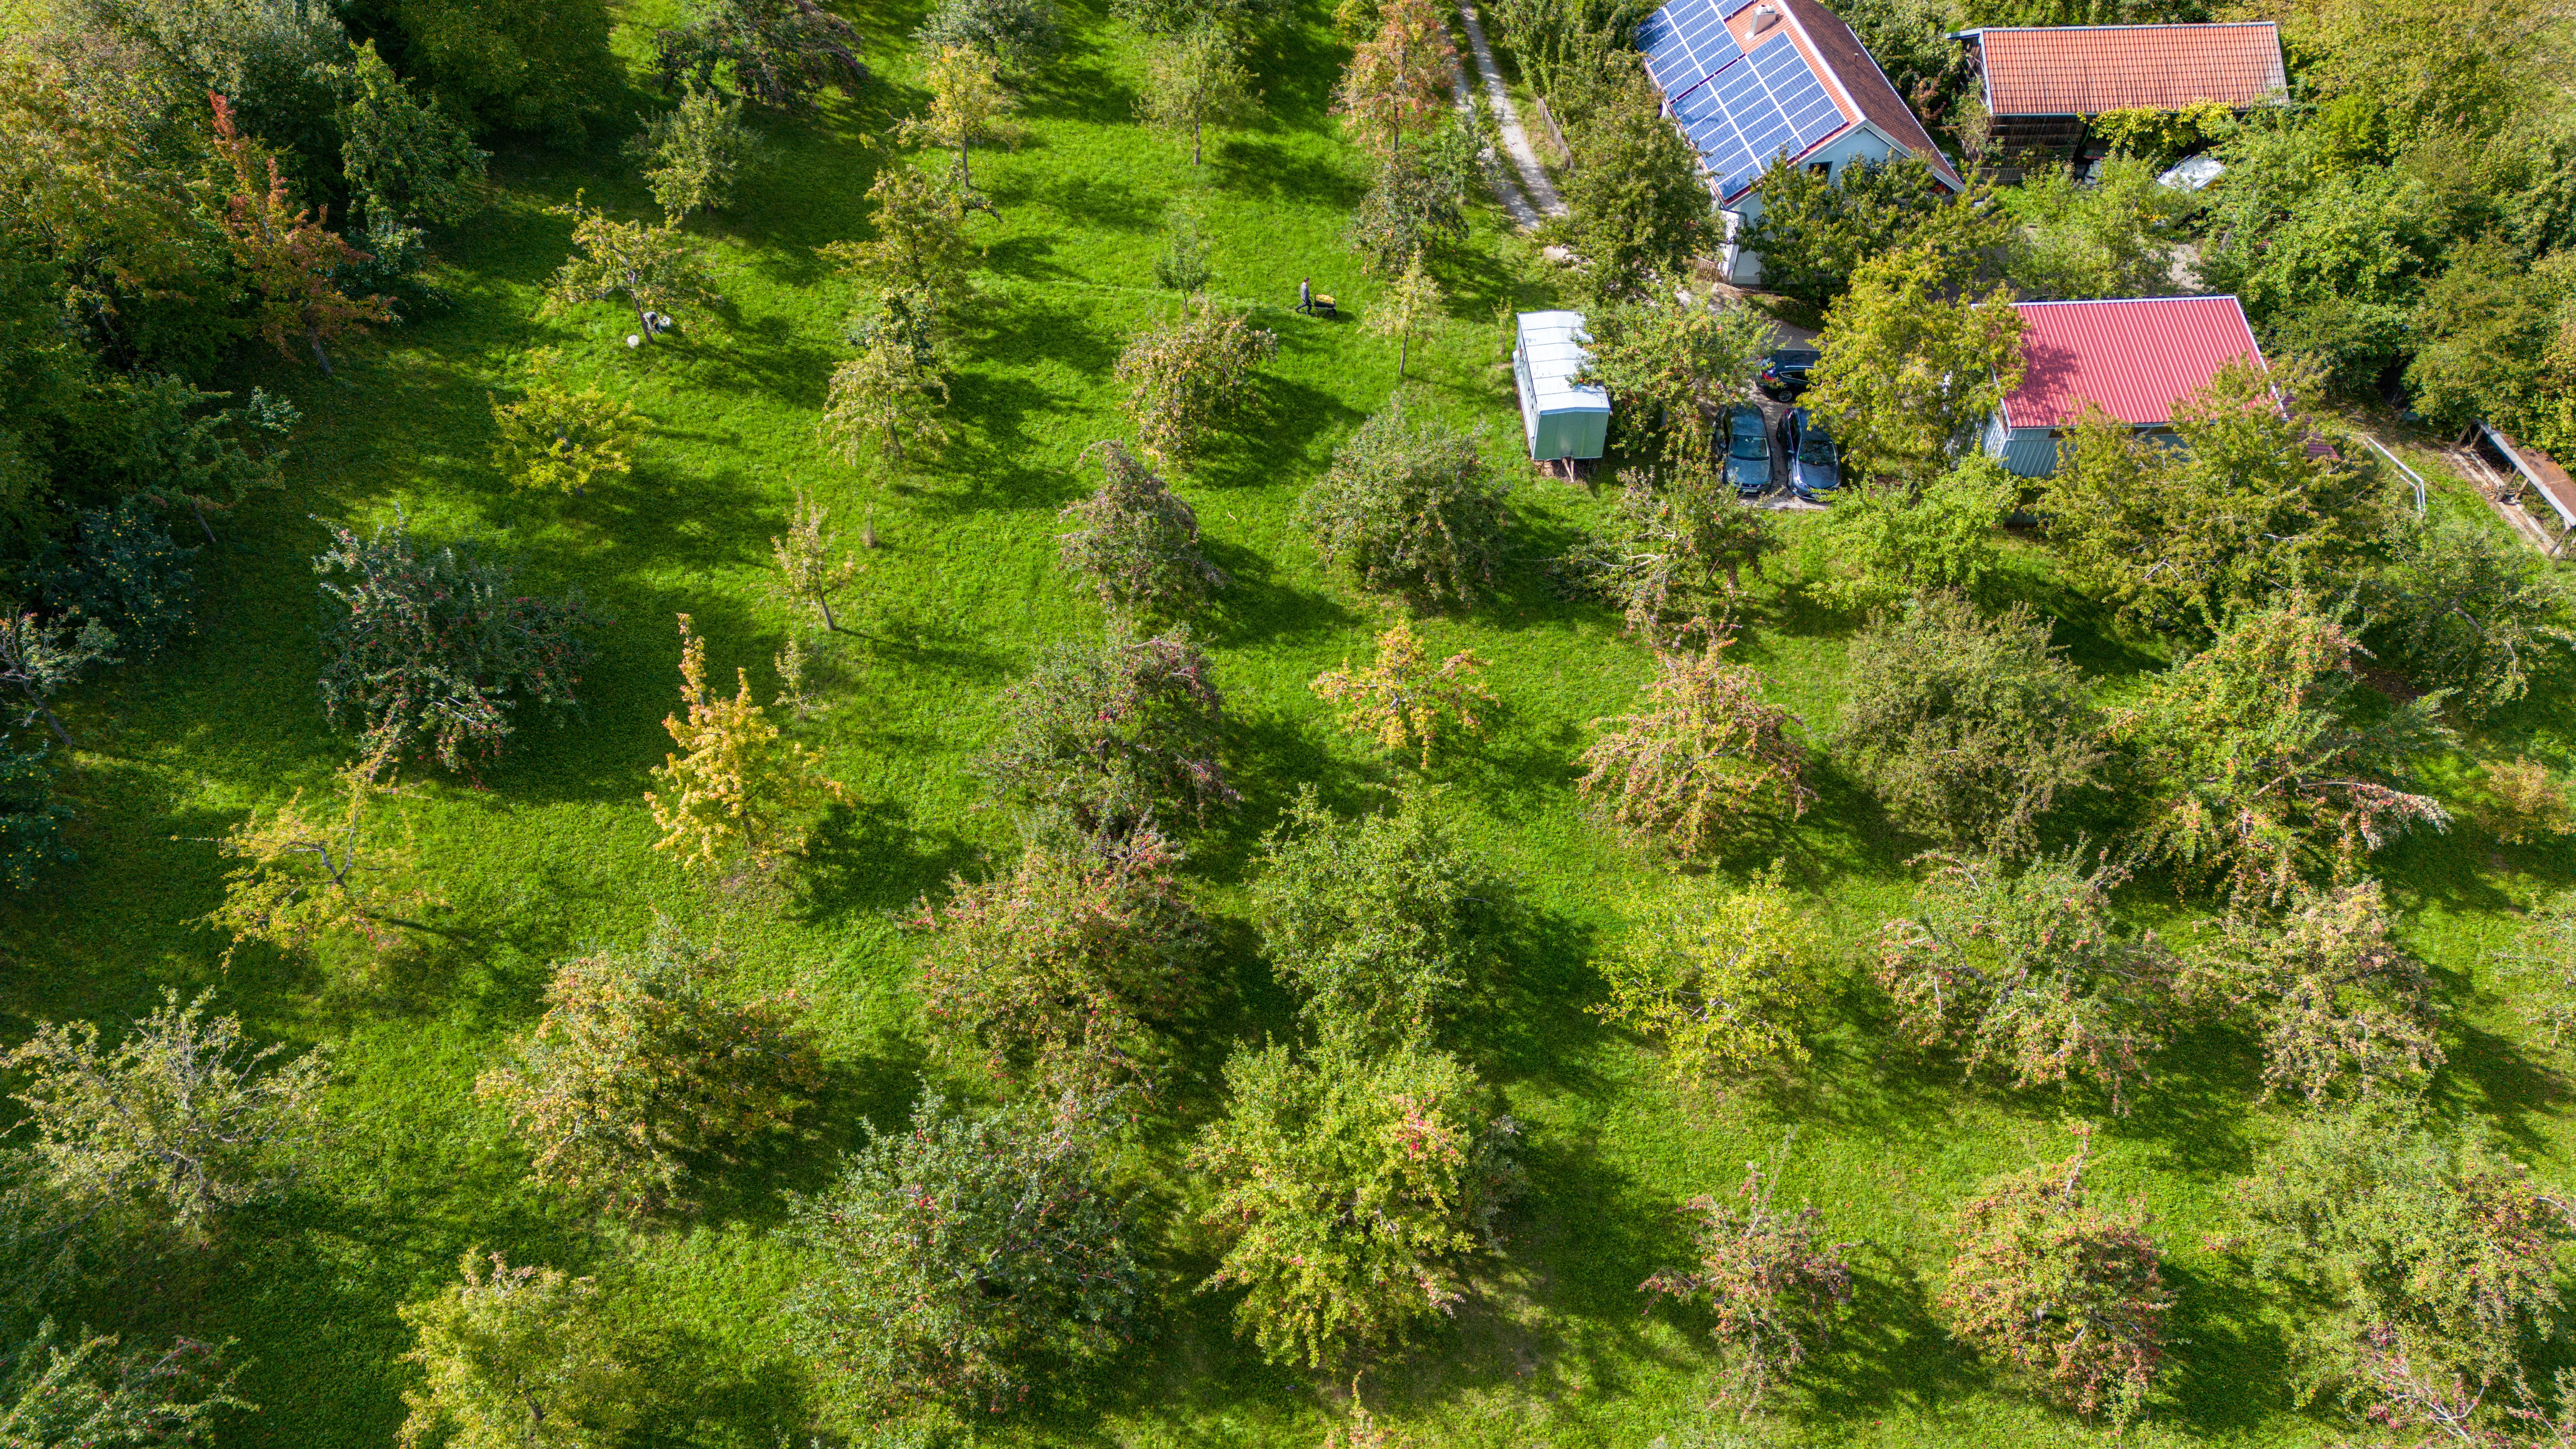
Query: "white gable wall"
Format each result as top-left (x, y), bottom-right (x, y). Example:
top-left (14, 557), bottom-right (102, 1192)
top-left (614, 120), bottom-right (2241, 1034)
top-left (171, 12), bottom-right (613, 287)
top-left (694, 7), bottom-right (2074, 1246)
top-left (1716, 122), bottom-right (1917, 284)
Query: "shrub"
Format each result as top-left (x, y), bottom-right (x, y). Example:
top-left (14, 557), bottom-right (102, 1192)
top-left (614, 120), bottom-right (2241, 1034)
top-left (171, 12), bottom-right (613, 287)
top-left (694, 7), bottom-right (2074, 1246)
top-left (1641, 1149), bottom-right (1854, 1405)
top-left (31, 497), bottom-right (197, 659)
top-left (476, 926), bottom-right (820, 1214)
top-left (1837, 592), bottom-right (2103, 857)
top-left (1942, 1127), bottom-right (2170, 1423)
top-left (1191, 1029), bottom-right (1519, 1371)
top-left (1308, 620), bottom-right (1491, 769)
top-left (488, 350), bottom-right (650, 496)
top-left (1874, 850), bottom-right (2175, 1113)
top-left (396, 1251), bottom-right (641, 1449)
top-left (2232, 1104), bottom-right (2576, 1430)
top-left (627, 84), bottom-right (762, 224)
top-left (1576, 626), bottom-right (1813, 861)
top-left (2371, 516), bottom-right (2576, 715)
top-left (1151, 207), bottom-right (1215, 291)
top-left (1250, 784), bottom-right (1500, 1038)
top-left (646, 613), bottom-right (849, 870)
top-left (974, 629), bottom-right (1235, 843)
top-left (1805, 457), bottom-right (2014, 612)
top-left (2477, 756), bottom-right (2576, 843)
top-left (783, 1092), bottom-right (1140, 1413)
top-left (916, 0), bottom-right (1064, 73)
top-left (2109, 591), bottom-right (2452, 904)
top-left (1115, 295), bottom-right (1277, 464)
top-left (1056, 440), bottom-right (1226, 617)
top-left (1296, 398), bottom-right (1508, 602)
top-left (0, 1318), bottom-right (244, 1448)
top-left (1593, 862), bottom-right (1818, 1084)
top-left (314, 517), bottom-right (598, 769)
top-left (363, 0), bottom-right (620, 141)
top-left (652, 0), bottom-right (871, 115)
top-left (913, 831), bottom-right (1205, 1089)
top-left (2182, 879), bottom-right (2441, 1104)
top-left (4, 990), bottom-right (328, 1236)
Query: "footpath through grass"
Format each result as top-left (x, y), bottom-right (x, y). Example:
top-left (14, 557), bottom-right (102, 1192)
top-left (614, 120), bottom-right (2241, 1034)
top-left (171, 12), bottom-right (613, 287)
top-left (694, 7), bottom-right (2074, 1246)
top-left (12, 1), bottom-right (2576, 1445)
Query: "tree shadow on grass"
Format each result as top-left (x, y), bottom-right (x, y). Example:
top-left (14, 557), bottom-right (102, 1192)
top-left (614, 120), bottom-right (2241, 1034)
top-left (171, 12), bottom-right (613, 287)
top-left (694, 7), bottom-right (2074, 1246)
top-left (1209, 136), bottom-right (1366, 210)
top-left (1193, 535), bottom-right (1361, 650)
top-left (1180, 376), bottom-right (1366, 492)
top-left (2156, 1253), bottom-right (2295, 1437)
top-left (2434, 1015), bottom-right (2567, 1157)
top-left (1797, 1243), bottom-right (1988, 1421)
top-left (790, 799), bottom-right (984, 924)
top-left (999, 169), bottom-right (1161, 235)
top-left (629, 1334), bottom-right (812, 1449)
top-left (1464, 902), bottom-right (1613, 1101)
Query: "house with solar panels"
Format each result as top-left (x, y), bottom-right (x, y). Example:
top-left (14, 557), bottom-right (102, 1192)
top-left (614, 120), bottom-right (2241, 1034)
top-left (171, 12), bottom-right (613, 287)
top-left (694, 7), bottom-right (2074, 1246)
top-left (1637, 0), bottom-right (1961, 285)
top-left (1982, 295), bottom-right (2265, 477)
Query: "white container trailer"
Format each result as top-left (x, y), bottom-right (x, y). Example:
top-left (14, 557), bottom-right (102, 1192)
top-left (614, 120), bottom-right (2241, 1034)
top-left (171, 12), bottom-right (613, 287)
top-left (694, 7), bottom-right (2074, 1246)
top-left (1512, 310), bottom-right (1611, 462)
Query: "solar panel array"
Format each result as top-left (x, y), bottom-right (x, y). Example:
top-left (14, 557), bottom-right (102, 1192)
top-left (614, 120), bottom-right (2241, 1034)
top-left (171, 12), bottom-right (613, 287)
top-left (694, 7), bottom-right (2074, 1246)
top-left (1654, 27), bottom-right (1848, 199)
top-left (1637, 0), bottom-right (1740, 100)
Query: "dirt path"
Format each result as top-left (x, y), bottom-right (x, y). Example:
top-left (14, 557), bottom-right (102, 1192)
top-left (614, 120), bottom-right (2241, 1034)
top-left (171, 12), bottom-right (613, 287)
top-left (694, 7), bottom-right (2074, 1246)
top-left (1442, 46), bottom-right (1542, 229)
top-left (1454, 4), bottom-right (1566, 221)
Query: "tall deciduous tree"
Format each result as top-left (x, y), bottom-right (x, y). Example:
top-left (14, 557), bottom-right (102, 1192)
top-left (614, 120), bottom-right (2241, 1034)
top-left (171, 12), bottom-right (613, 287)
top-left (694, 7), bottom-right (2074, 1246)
top-left (820, 331), bottom-right (952, 466)
top-left (1553, 64), bottom-right (1713, 304)
top-left (1577, 625), bottom-right (1813, 860)
top-left (2182, 879), bottom-right (2441, 1105)
top-left (1056, 440), bottom-right (1226, 618)
top-left (2003, 156), bottom-right (2196, 303)
top-left (652, 0), bottom-right (872, 115)
top-left (783, 1092), bottom-right (1141, 1413)
top-left (627, 83), bottom-right (763, 224)
top-left (1192, 1029), bottom-right (1520, 1371)
top-left (1576, 291), bottom-right (1773, 466)
top-left (337, 39), bottom-right (489, 230)
top-left (208, 94), bottom-right (393, 377)
top-left (901, 45), bottom-right (1021, 215)
top-left (646, 614), bottom-right (849, 870)
top-left (1310, 620), bottom-right (1492, 770)
top-left (4, 990), bottom-right (328, 1237)
top-left (397, 1251), bottom-right (641, 1449)
top-left (1343, 121), bottom-right (1480, 278)
top-left (818, 164), bottom-right (975, 352)
top-left (2369, 511), bottom-right (2576, 715)
top-left (1364, 249), bottom-right (1441, 383)
top-left (1295, 396), bottom-right (1509, 602)
top-left (974, 629), bottom-right (1235, 843)
top-left (1875, 850), bottom-right (2174, 1112)
top-left (1330, 0), bottom-right (1452, 164)
top-left (1137, 24), bottom-right (1258, 166)
top-left (1114, 295), bottom-right (1278, 464)
top-left (2109, 592), bottom-right (2452, 904)
top-left (540, 193), bottom-right (723, 341)
top-left (916, 0), bottom-right (1065, 74)
top-left (476, 927), bottom-right (820, 1214)
top-left (1943, 1127), bottom-right (2170, 1424)
top-left (1594, 863), bottom-right (1817, 1084)
top-left (1583, 460), bottom-right (1782, 642)
top-left (1641, 1147), bottom-right (1854, 1406)
top-left (1806, 243), bottom-right (2024, 484)
top-left (1736, 154), bottom-right (1958, 309)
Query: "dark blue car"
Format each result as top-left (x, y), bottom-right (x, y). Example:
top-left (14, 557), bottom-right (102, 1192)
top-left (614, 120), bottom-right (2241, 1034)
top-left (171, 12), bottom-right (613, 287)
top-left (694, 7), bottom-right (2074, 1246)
top-left (1719, 405), bottom-right (1770, 496)
top-left (1780, 408), bottom-right (1840, 499)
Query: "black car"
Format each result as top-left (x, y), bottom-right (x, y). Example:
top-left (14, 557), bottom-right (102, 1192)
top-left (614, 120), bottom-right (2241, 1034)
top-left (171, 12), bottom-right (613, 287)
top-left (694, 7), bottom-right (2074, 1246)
top-left (1719, 404), bottom-right (1770, 496)
top-left (1779, 407), bottom-right (1840, 498)
top-left (1757, 347), bottom-right (1821, 399)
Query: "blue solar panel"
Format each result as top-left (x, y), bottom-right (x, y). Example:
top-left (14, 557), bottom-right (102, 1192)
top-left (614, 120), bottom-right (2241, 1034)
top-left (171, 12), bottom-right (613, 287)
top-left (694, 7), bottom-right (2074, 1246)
top-left (1646, 9), bottom-right (1855, 199)
top-left (1637, 0), bottom-right (1741, 101)
top-left (1748, 34), bottom-right (1843, 151)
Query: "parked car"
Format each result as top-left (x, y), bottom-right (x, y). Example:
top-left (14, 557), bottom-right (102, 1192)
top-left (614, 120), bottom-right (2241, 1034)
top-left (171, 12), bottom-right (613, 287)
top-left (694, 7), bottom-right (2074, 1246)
top-left (1780, 407), bottom-right (1840, 498)
top-left (1719, 405), bottom-right (1770, 496)
top-left (1757, 347), bottom-right (1821, 399)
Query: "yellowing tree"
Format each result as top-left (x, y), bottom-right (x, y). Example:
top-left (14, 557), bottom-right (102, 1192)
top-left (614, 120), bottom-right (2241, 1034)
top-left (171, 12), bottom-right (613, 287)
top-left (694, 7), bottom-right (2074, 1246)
top-left (198, 757), bottom-right (435, 964)
top-left (1310, 619), bottom-right (1491, 769)
top-left (1593, 863), bottom-right (1818, 1083)
top-left (820, 331), bottom-right (951, 465)
top-left (1331, 0), bottom-right (1453, 164)
top-left (488, 349), bottom-right (650, 496)
top-left (646, 614), bottom-right (849, 870)
top-left (901, 44), bottom-right (1021, 215)
top-left (769, 489), bottom-right (864, 632)
top-left (1364, 249), bottom-right (1442, 383)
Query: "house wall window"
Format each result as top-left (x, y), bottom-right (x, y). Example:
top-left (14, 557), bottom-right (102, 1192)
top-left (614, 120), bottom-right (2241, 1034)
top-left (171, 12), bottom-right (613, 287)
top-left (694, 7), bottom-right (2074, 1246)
top-left (1807, 160), bottom-right (1831, 179)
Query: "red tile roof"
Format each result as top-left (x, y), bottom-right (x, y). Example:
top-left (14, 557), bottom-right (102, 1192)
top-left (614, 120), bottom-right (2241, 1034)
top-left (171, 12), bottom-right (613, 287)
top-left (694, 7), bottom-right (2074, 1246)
top-left (1968, 23), bottom-right (2286, 118)
top-left (2001, 296), bottom-right (2264, 431)
top-left (1780, 0), bottom-right (1961, 190)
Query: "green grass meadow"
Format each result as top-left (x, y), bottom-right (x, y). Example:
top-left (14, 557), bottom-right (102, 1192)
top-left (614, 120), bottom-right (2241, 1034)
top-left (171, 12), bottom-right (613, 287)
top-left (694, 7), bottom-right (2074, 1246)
top-left (14, 1), bottom-right (2576, 1445)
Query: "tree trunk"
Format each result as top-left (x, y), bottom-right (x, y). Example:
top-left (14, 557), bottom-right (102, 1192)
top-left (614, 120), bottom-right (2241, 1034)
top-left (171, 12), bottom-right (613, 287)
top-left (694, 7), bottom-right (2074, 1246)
top-left (308, 327), bottom-right (334, 377)
top-left (1398, 333), bottom-right (1409, 381)
top-left (819, 596), bottom-right (840, 633)
top-left (957, 146), bottom-right (974, 217)
top-left (1193, 118), bottom-right (1203, 166)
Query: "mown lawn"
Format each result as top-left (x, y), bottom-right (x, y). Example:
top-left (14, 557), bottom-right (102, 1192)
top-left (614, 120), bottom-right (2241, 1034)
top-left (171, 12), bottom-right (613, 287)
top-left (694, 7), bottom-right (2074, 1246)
top-left (12, 0), bottom-right (2576, 1445)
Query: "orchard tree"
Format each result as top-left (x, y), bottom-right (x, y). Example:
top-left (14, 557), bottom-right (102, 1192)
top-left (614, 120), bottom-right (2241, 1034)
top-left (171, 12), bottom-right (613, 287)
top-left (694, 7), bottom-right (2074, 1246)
top-left (1056, 440), bottom-right (1227, 618)
top-left (974, 629), bottom-right (1235, 843)
top-left (769, 490), bottom-right (864, 633)
top-left (1577, 626), bottom-right (1813, 860)
top-left (1942, 1127), bottom-right (2171, 1424)
top-left (1309, 620), bottom-right (1491, 770)
top-left (2182, 879), bottom-right (2441, 1104)
top-left (913, 832), bottom-right (1205, 1089)
top-left (1805, 456), bottom-right (2015, 612)
top-left (818, 165), bottom-right (976, 350)
top-left (1553, 64), bottom-right (1713, 303)
top-left (338, 40), bottom-right (489, 229)
top-left (901, 45), bottom-right (1021, 214)
top-left (209, 95), bottom-right (393, 377)
top-left (1641, 1148), bottom-right (1854, 1406)
top-left (1192, 1029), bottom-right (1520, 1371)
top-left (652, 0), bottom-right (871, 115)
top-left (821, 331), bottom-right (952, 466)
top-left (2047, 359), bottom-right (2380, 637)
top-left (476, 927), bottom-right (821, 1214)
top-left (2232, 1104), bottom-right (2576, 1435)
top-left (86, 373), bottom-right (298, 530)
top-left (1875, 851), bottom-right (2175, 1112)
top-left (917, 0), bottom-right (1065, 73)
top-left (1588, 460), bottom-right (1782, 641)
top-left (1250, 785), bottom-right (1502, 1038)
top-left (0, 610), bottom-right (116, 749)
top-left (2371, 512), bottom-right (2576, 715)
top-left (2110, 592), bottom-right (2451, 904)
top-left (1735, 154), bottom-right (1958, 308)
top-left (1837, 592), bottom-right (2103, 857)
top-left (627, 84), bottom-right (763, 224)
top-left (1577, 290), bottom-right (1773, 466)
top-left (1365, 249), bottom-right (1442, 383)
top-left (0, 1319), bottom-right (244, 1448)
top-left (646, 614), bottom-right (850, 870)
top-left (1295, 397), bottom-right (1509, 602)
top-left (1115, 295), bottom-right (1278, 464)
top-left (1806, 243), bottom-right (2024, 483)
top-left (2478, 756), bottom-right (2576, 845)
top-left (1330, 0), bottom-right (1452, 164)
top-left (2003, 156), bottom-right (2197, 303)
top-left (540, 193), bottom-right (723, 341)
top-left (1594, 863), bottom-right (1818, 1084)
top-left (199, 759), bottom-right (437, 964)
top-left (5, 990), bottom-right (328, 1237)
top-left (1343, 122), bottom-right (1479, 278)
top-left (783, 1092), bottom-right (1141, 1413)
top-left (397, 1251), bottom-right (641, 1449)
top-left (488, 350), bottom-right (651, 497)
top-left (1137, 24), bottom-right (1257, 166)
top-left (315, 517), bottom-right (599, 769)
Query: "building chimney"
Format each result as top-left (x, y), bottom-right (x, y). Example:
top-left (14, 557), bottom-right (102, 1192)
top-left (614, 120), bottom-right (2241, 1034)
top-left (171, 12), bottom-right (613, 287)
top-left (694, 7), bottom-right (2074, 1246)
top-left (1751, 3), bottom-right (1781, 32)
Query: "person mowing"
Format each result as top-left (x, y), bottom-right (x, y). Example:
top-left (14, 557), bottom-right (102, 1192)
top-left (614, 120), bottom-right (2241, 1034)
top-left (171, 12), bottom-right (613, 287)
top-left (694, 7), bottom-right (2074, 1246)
top-left (1297, 276), bottom-right (1314, 315)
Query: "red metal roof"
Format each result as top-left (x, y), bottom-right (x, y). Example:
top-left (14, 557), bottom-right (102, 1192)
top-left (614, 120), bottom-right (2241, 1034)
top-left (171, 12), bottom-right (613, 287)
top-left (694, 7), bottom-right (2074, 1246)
top-left (2001, 296), bottom-right (2263, 431)
top-left (1968, 23), bottom-right (2286, 118)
